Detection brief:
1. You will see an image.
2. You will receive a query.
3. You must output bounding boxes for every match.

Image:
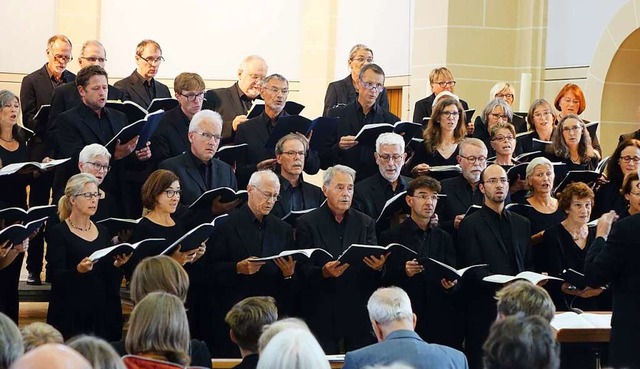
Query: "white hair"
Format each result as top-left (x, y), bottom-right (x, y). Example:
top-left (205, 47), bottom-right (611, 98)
top-left (432, 91), bottom-right (460, 107)
top-left (189, 109), bottom-right (222, 133)
top-left (525, 157), bottom-right (554, 179)
top-left (78, 144), bottom-right (111, 163)
top-left (258, 318), bottom-right (310, 353)
top-left (322, 165), bottom-right (356, 188)
top-left (489, 82), bottom-right (515, 102)
top-left (376, 133), bottom-right (404, 153)
top-left (257, 329), bottom-right (330, 369)
top-left (367, 287), bottom-right (413, 325)
top-left (248, 170), bottom-right (279, 189)
top-left (239, 55), bottom-right (268, 72)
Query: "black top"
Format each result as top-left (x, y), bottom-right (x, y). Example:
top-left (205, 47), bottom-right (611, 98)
top-left (114, 70), bottom-right (171, 109)
top-left (0, 140), bottom-right (30, 208)
top-left (510, 201), bottom-right (565, 235)
top-left (353, 172), bottom-right (410, 235)
top-left (151, 106), bottom-right (191, 164)
top-left (323, 74), bottom-right (390, 117)
top-left (45, 222), bottom-right (123, 340)
top-left (405, 142), bottom-right (459, 180)
top-left (271, 174), bottom-right (325, 219)
top-left (126, 217), bottom-right (186, 279)
top-left (592, 181), bottom-right (628, 220)
top-left (412, 93), bottom-right (469, 124)
top-left (233, 353), bottom-right (259, 369)
top-left (436, 174), bottom-right (485, 237)
top-left (110, 339), bottom-right (212, 368)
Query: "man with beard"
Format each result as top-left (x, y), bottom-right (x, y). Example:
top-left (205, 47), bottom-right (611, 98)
top-left (458, 164), bottom-right (531, 369)
top-left (235, 74), bottom-right (319, 188)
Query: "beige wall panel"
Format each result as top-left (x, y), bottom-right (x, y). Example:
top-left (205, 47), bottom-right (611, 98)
top-left (446, 28), bottom-right (517, 68)
top-left (448, 0), bottom-right (484, 27)
top-left (483, 0), bottom-right (518, 28)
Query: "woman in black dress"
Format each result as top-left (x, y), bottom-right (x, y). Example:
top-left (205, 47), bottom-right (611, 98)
top-left (46, 173), bottom-right (131, 340)
top-left (547, 114), bottom-right (599, 186)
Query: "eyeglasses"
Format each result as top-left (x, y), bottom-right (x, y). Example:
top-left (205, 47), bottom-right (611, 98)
top-left (441, 111), bottom-right (460, 118)
top-left (629, 191), bottom-right (640, 196)
top-left (52, 54), bottom-right (73, 63)
top-left (533, 111), bottom-right (552, 119)
top-left (491, 135), bottom-right (515, 142)
top-left (195, 131), bottom-right (222, 141)
top-left (164, 189), bottom-right (182, 198)
top-left (281, 150), bottom-right (306, 158)
top-left (562, 125), bottom-right (583, 133)
top-left (377, 154), bottom-right (403, 162)
top-left (138, 55), bottom-right (165, 65)
top-left (254, 187), bottom-right (281, 202)
top-left (620, 156), bottom-right (640, 164)
top-left (85, 162), bottom-right (111, 172)
top-left (81, 56), bottom-right (107, 63)
top-left (411, 194), bottom-right (439, 201)
top-left (360, 81), bottom-right (384, 93)
top-left (484, 178), bottom-right (509, 185)
top-left (265, 87), bottom-right (289, 95)
top-left (434, 80), bottom-right (456, 88)
top-left (460, 155), bottom-right (487, 164)
top-left (179, 92), bottom-right (205, 102)
top-left (75, 191), bottom-right (101, 200)
top-left (495, 93), bottom-right (514, 99)
top-left (490, 113), bottom-right (509, 121)
top-left (352, 57), bottom-right (373, 63)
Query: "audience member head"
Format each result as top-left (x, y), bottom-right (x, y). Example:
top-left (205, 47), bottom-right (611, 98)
top-left (125, 292), bottom-right (190, 366)
top-left (261, 74), bottom-right (289, 117)
top-left (46, 35), bottom-right (73, 78)
top-left (225, 296), bottom-right (278, 355)
top-left (275, 133), bottom-right (308, 182)
top-left (174, 72), bottom-right (205, 120)
top-left (257, 329), bottom-right (329, 369)
top-left (188, 109), bottom-right (223, 162)
top-left (457, 138), bottom-right (488, 185)
top-left (76, 65), bottom-right (109, 113)
top-left (606, 139), bottom-right (640, 187)
top-left (134, 39), bottom-right (163, 80)
top-left (322, 165), bottom-right (356, 216)
top-left (483, 315), bottom-right (559, 369)
top-left (258, 318), bottom-right (310, 353)
top-left (78, 144), bottom-right (111, 185)
top-left (130, 255), bottom-right (189, 304)
top-left (525, 157), bottom-right (554, 195)
top-left (357, 63), bottom-right (385, 110)
top-left (140, 169), bottom-right (180, 215)
top-left (238, 55), bottom-right (268, 99)
top-left (405, 176), bottom-right (441, 225)
top-left (622, 172), bottom-right (640, 215)
top-left (554, 83), bottom-right (586, 116)
top-left (58, 173), bottom-right (100, 221)
top-left (348, 44), bottom-right (374, 81)
top-left (9, 343), bottom-right (91, 369)
top-left (429, 67), bottom-right (456, 95)
top-left (20, 322), bottom-right (63, 353)
top-left (526, 99), bottom-right (555, 133)
top-left (78, 40), bottom-right (107, 68)
top-left (247, 170), bottom-right (280, 219)
top-left (495, 280), bottom-right (555, 322)
top-left (489, 82), bottom-right (515, 106)
top-left (479, 164), bottom-right (509, 208)
top-left (482, 99), bottom-right (513, 131)
top-left (551, 114), bottom-right (594, 161)
top-left (489, 122), bottom-right (516, 160)
top-left (67, 335), bottom-right (125, 369)
top-left (375, 133), bottom-right (406, 183)
top-left (367, 287), bottom-right (416, 342)
top-left (424, 97), bottom-right (466, 153)
top-left (558, 182), bottom-right (594, 225)
top-left (0, 312), bottom-right (23, 369)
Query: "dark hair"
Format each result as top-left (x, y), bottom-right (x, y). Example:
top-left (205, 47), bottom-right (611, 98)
top-left (483, 315), bottom-right (560, 369)
top-left (406, 176), bottom-right (441, 196)
top-left (423, 97), bottom-right (466, 154)
top-left (558, 182), bottom-right (594, 212)
top-left (606, 139), bottom-right (640, 187)
top-left (621, 172), bottom-right (639, 196)
top-left (140, 169), bottom-right (179, 210)
top-left (76, 65), bottom-right (108, 89)
top-left (224, 296), bottom-right (278, 353)
top-left (358, 63), bottom-right (385, 80)
top-left (550, 114), bottom-right (594, 162)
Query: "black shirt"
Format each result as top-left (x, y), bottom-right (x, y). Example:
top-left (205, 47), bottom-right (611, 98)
top-left (245, 205), bottom-right (266, 250)
top-left (280, 177), bottom-right (304, 212)
top-left (483, 204), bottom-right (518, 275)
top-left (189, 151), bottom-right (213, 189)
top-left (76, 103), bottom-right (115, 143)
top-left (324, 205), bottom-right (350, 251)
top-left (355, 100), bottom-right (378, 127)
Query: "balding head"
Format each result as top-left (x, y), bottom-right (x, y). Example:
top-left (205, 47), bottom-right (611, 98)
top-left (10, 344), bottom-right (91, 369)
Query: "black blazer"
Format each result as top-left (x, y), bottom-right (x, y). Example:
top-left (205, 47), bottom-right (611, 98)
top-left (322, 102), bottom-right (399, 181)
top-left (47, 81), bottom-right (124, 154)
top-left (203, 83), bottom-right (248, 143)
top-left (353, 172), bottom-right (410, 235)
top-left (150, 106), bottom-right (191, 164)
top-left (113, 70), bottom-right (171, 108)
top-left (412, 93), bottom-right (469, 124)
top-left (585, 214), bottom-right (640, 369)
top-left (436, 174), bottom-right (484, 237)
top-left (295, 204), bottom-right (378, 352)
top-left (323, 75), bottom-right (389, 117)
top-left (234, 111), bottom-right (320, 188)
top-left (271, 174), bottom-right (325, 219)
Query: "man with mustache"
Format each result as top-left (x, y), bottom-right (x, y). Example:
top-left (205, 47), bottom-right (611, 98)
top-left (270, 133), bottom-right (324, 220)
top-left (457, 164), bottom-right (531, 369)
top-left (234, 73), bottom-right (319, 188)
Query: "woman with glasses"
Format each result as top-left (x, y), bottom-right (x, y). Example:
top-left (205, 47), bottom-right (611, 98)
top-left (46, 173), bottom-right (131, 340)
top-left (473, 99), bottom-right (516, 158)
top-left (547, 115), bottom-right (598, 187)
top-left (413, 67), bottom-right (469, 123)
top-left (323, 44), bottom-right (389, 116)
top-left (404, 97), bottom-right (466, 180)
top-left (518, 99), bottom-right (557, 154)
top-left (621, 172), bottom-right (640, 218)
top-left (553, 83), bottom-right (602, 157)
top-left (75, 144), bottom-right (122, 222)
top-left (489, 122), bottom-right (518, 166)
top-left (487, 82), bottom-right (527, 133)
top-left (592, 139), bottom-right (640, 219)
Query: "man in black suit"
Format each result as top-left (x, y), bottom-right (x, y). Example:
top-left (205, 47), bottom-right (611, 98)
top-left (271, 133), bottom-right (324, 219)
top-left (412, 67), bottom-right (469, 124)
top-left (159, 109), bottom-right (239, 225)
top-left (48, 40), bottom-right (124, 152)
top-left (321, 63), bottom-right (399, 181)
top-left (295, 165), bottom-right (383, 353)
top-left (113, 39), bottom-right (171, 108)
top-left (20, 35), bottom-right (75, 284)
top-left (235, 73), bottom-right (319, 188)
top-left (151, 72), bottom-right (205, 163)
top-left (436, 138), bottom-right (488, 237)
top-left (207, 170), bottom-right (296, 357)
top-left (353, 132), bottom-right (410, 235)
top-left (203, 55), bottom-right (268, 143)
top-left (457, 164), bottom-right (531, 369)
